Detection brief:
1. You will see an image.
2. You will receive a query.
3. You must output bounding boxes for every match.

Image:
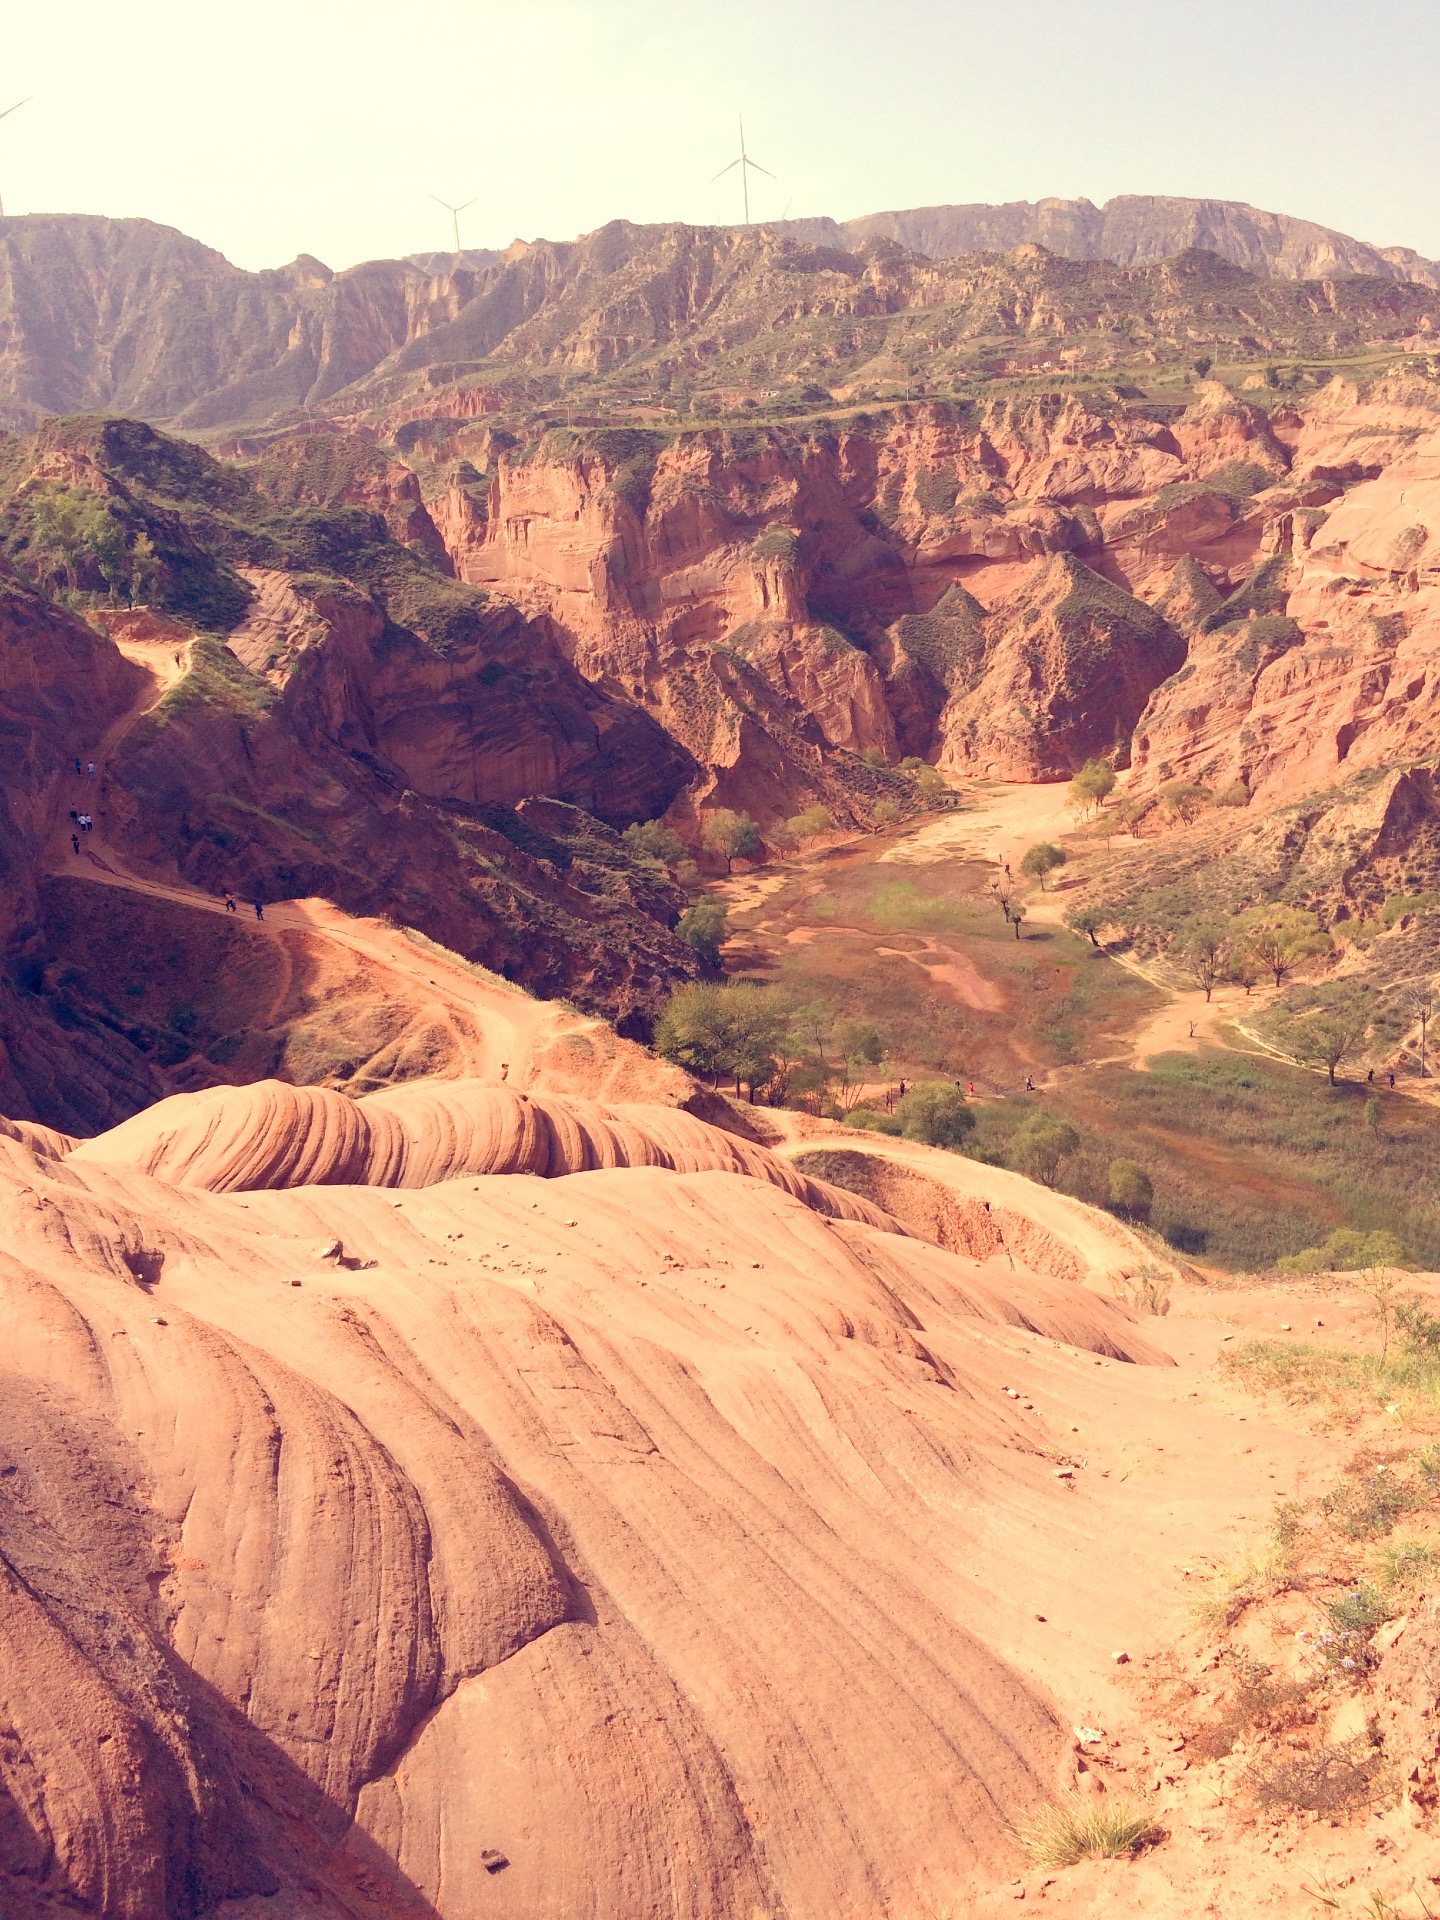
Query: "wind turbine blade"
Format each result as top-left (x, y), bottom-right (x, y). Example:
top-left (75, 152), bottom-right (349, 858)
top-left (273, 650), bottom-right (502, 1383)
top-left (0, 97), bottom-right (33, 122)
top-left (457, 197), bottom-right (480, 212)
top-left (744, 160), bottom-right (777, 179)
top-left (710, 158), bottom-right (740, 181)
top-left (426, 192), bottom-right (455, 211)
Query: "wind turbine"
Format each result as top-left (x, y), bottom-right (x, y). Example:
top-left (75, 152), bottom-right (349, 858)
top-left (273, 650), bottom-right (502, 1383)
top-left (0, 98), bottom-right (32, 220)
top-left (427, 191), bottom-right (478, 254)
top-left (711, 115), bottom-right (774, 227)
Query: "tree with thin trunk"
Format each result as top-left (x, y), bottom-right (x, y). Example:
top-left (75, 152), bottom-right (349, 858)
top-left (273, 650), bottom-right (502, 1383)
top-left (1179, 923), bottom-right (1228, 1001)
top-left (1266, 987), bottom-right (1373, 1086)
top-left (1064, 905), bottom-right (1105, 949)
top-left (1233, 905), bottom-right (1331, 989)
top-left (1021, 842), bottom-right (1067, 890)
top-left (701, 809), bottom-right (761, 872)
top-left (1108, 1158), bottom-right (1153, 1221)
top-left (1011, 1113), bottom-right (1080, 1187)
top-left (1007, 901), bottom-right (1027, 940)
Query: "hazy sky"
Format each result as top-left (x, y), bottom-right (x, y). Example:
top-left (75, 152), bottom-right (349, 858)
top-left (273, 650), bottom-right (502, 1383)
top-left (4, 0), bottom-right (1439, 271)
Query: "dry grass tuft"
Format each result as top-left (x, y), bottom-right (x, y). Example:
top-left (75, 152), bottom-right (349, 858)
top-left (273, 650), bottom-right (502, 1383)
top-left (1013, 1792), bottom-right (1159, 1867)
top-left (1112, 1264), bottom-right (1174, 1315)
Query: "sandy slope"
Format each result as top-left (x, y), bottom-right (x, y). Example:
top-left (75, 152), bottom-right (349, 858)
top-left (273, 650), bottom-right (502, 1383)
top-left (7, 1067), bottom-right (1416, 1920)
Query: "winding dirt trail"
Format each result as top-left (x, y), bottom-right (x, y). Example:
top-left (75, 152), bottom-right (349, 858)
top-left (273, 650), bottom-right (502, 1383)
top-left (40, 628), bottom-right (677, 1103)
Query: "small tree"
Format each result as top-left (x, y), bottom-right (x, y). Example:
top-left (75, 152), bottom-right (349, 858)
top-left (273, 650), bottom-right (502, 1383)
top-left (1233, 905), bottom-right (1331, 989)
top-left (676, 899), bottom-right (728, 967)
top-left (1193, 355), bottom-right (1213, 379)
top-left (1007, 901), bottom-right (1027, 940)
top-left (1364, 1095), bottom-right (1384, 1136)
top-left (896, 1082), bottom-right (975, 1149)
top-left (653, 982), bottom-right (736, 1085)
top-left (786, 804), bottom-right (835, 844)
top-left (1108, 1158), bottom-right (1154, 1221)
top-left (1157, 781), bottom-right (1212, 826)
top-left (722, 985), bottom-right (795, 1099)
top-left (872, 798), bottom-right (901, 827)
top-left (1011, 1113), bottom-right (1080, 1188)
top-left (1179, 923), bottom-right (1228, 1001)
top-left (701, 809), bottom-right (761, 872)
top-left (653, 981), bottom-right (792, 1096)
top-left (831, 1018), bottom-right (885, 1111)
top-left (1067, 758), bottom-right (1116, 819)
top-left (127, 530), bottom-right (164, 607)
top-left (1021, 842), bottom-right (1067, 891)
top-left (1064, 905), bottom-right (1105, 949)
top-left (1268, 987), bottom-right (1373, 1086)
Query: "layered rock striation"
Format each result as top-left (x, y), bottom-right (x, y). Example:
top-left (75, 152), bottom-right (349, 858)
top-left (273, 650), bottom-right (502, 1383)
top-left (0, 1073), bottom-right (1169, 1920)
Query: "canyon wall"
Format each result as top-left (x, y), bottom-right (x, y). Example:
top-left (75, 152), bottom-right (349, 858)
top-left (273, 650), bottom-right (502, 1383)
top-left (418, 377), bottom-right (1440, 811)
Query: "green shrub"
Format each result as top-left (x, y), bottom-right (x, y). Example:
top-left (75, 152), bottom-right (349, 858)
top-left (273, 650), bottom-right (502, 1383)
top-left (1108, 1158), bottom-right (1153, 1219)
top-left (624, 819), bottom-right (686, 868)
top-left (1277, 1227), bottom-right (1413, 1275)
top-left (842, 1105), bottom-right (902, 1136)
top-left (1380, 891), bottom-right (1439, 927)
top-left (1010, 1112), bottom-right (1080, 1186)
top-left (752, 524), bottom-right (800, 564)
top-left (896, 1081), bottom-right (975, 1149)
top-left (676, 900), bottom-right (729, 967)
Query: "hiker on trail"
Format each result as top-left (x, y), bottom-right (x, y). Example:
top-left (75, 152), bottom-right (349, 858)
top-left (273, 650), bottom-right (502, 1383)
top-left (224, 893), bottom-right (236, 914)
top-left (898, 1078), bottom-right (906, 1098)
top-left (1026, 1075), bottom-right (1035, 1092)
top-left (253, 901), bottom-right (264, 921)
top-left (500, 1061), bottom-right (510, 1082)
top-left (968, 1081), bottom-right (975, 1096)
top-left (1389, 1071), bottom-right (1396, 1089)
top-left (1367, 1068), bottom-right (1374, 1083)
top-left (69, 809), bottom-right (77, 823)
top-left (86, 763), bottom-right (95, 778)
top-left (74, 758), bottom-right (82, 776)
top-left (1188, 1021), bottom-right (1196, 1038)
top-left (71, 834), bottom-right (80, 856)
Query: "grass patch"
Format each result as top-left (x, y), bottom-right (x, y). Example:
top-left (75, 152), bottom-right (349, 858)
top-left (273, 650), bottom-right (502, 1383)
top-left (1222, 1338), bottom-right (1440, 1421)
top-left (1041, 1048), bottom-right (1440, 1271)
top-left (398, 926), bottom-right (535, 997)
top-left (1013, 1795), bottom-right (1159, 1867)
top-left (727, 851), bottom-right (1158, 1086)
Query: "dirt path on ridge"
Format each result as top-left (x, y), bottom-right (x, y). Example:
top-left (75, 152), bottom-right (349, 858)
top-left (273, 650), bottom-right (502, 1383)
top-left (40, 633), bottom-right (675, 1105)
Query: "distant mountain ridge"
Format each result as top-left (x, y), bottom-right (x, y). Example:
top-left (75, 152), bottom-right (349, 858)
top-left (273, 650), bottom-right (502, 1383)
top-left (1, 194), bottom-right (1438, 439)
top-left (775, 194), bottom-right (1440, 289)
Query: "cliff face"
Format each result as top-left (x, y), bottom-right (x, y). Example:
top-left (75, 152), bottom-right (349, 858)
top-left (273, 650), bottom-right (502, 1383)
top-left (0, 567), bottom-right (151, 1121)
top-left (1129, 381), bottom-right (1440, 801)
top-left (0, 422), bottom-right (707, 1128)
top-left (428, 397), bottom-right (1249, 806)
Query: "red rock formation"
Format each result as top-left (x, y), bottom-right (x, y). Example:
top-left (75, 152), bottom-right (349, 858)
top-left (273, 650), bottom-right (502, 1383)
top-left (0, 1077), bottom-right (1171, 1919)
top-left (1131, 384), bottom-right (1440, 800)
top-left (0, 565), bottom-right (149, 1119)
